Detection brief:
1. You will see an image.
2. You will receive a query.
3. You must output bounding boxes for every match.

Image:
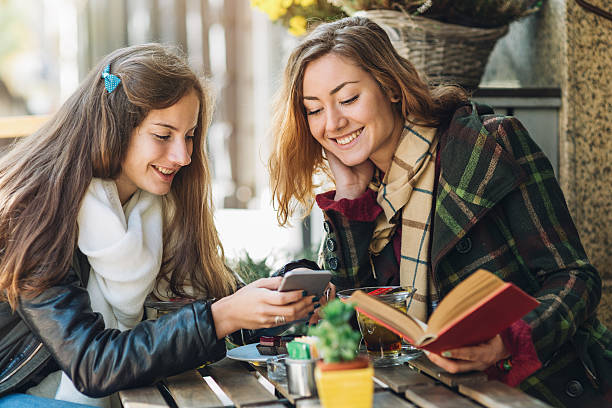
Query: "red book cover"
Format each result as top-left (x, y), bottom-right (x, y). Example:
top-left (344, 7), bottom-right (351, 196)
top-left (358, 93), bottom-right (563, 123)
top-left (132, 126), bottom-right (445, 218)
top-left (349, 270), bottom-right (539, 354)
top-left (417, 283), bottom-right (539, 354)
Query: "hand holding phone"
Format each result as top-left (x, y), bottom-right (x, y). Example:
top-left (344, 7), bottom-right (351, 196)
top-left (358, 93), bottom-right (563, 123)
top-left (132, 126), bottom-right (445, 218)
top-left (277, 268), bottom-right (332, 297)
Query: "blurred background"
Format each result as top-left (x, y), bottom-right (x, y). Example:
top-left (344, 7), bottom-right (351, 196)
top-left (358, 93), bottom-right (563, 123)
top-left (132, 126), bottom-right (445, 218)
top-left (0, 0), bottom-right (318, 271)
top-left (0, 1), bottom-right (610, 323)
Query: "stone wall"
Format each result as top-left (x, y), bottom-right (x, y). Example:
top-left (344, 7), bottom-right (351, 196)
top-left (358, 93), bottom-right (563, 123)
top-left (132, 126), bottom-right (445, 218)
top-left (482, 0), bottom-right (612, 278)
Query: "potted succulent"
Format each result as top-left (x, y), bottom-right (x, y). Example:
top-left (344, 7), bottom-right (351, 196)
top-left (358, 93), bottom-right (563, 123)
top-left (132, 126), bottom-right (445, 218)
top-left (326, 0), bottom-right (545, 88)
top-left (250, 0), bottom-right (346, 36)
top-left (308, 299), bottom-right (373, 408)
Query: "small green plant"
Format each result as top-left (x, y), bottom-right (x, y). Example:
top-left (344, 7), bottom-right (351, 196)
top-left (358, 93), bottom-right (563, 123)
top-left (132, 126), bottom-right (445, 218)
top-left (308, 299), bottom-right (362, 363)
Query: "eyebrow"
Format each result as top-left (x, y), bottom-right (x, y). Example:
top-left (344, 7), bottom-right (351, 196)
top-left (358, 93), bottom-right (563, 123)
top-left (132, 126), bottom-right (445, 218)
top-left (303, 81), bottom-right (359, 100)
top-left (152, 122), bottom-right (197, 131)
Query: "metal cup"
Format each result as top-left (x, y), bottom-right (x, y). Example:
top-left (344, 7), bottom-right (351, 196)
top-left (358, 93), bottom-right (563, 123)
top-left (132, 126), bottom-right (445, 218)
top-left (285, 358), bottom-right (317, 397)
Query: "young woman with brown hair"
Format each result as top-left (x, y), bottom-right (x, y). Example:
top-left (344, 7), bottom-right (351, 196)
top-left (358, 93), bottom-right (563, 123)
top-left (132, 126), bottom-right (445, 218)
top-left (0, 43), bottom-right (315, 408)
top-left (268, 16), bottom-right (611, 408)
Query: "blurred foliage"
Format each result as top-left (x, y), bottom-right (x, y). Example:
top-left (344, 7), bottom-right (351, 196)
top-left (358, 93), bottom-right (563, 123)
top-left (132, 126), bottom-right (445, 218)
top-left (0, 1), bottom-right (28, 59)
top-left (230, 251), bottom-right (273, 285)
top-left (229, 244), bottom-right (321, 285)
top-left (250, 0), bottom-right (347, 36)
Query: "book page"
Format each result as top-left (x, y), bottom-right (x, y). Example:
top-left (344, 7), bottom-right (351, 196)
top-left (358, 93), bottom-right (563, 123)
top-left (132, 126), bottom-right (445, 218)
top-left (425, 269), bottom-right (503, 336)
top-left (348, 290), bottom-right (425, 343)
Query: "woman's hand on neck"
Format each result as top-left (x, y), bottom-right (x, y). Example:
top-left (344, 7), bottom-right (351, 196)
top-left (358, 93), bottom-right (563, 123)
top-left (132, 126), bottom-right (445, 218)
top-left (327, 150), bottom-right (375, 201)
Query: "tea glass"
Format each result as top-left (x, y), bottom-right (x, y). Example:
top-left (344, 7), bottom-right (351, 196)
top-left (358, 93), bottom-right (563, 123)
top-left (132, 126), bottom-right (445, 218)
top-left (266, 355), bottom-right (288, 383)
top-left (337, 286), bottom-right (418, 367)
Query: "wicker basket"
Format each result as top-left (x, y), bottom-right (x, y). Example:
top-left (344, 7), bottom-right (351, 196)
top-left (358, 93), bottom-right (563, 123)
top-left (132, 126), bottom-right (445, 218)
top-left (354, 10), bottom-right (509, 89)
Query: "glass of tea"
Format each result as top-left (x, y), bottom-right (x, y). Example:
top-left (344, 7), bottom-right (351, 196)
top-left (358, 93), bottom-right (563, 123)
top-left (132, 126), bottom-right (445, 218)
top-left (337, 286), bottom-right (416, 367)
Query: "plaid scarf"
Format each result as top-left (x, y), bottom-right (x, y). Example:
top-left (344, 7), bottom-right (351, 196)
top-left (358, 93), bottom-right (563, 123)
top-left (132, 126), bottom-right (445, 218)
top-left (368, 122), bottom-right (439, 321)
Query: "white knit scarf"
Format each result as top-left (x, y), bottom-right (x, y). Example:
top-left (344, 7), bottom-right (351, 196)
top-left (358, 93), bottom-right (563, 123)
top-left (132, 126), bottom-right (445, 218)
top-left (53, 178), bottom-right (163, 407)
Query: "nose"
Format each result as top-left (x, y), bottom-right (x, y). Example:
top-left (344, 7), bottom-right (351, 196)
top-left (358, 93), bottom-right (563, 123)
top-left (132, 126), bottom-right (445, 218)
top-left (325, 105), bottom-right (347, 134)
top-left (169, 138), bottom-right (192, 166)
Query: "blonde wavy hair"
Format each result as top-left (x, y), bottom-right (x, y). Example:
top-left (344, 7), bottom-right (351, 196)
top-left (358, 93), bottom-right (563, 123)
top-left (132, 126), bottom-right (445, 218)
top-left (268, 16), bottom-right (467, 225)
top-left (0, 43), bottom-right (235, 309)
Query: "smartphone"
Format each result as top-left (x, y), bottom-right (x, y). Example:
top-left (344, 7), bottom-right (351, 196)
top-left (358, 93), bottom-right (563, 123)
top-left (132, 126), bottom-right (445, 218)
top-left (277, 268), bottom-right (332, 297)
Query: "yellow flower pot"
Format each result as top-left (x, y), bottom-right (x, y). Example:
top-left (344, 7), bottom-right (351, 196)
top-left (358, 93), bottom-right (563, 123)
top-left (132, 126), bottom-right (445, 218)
top-left (314, 361), bottom-right (373, 408)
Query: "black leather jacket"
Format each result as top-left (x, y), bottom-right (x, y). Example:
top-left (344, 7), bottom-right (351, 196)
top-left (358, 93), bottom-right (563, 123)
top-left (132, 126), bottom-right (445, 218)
top-left (0, 250), bottom-right (226, 397)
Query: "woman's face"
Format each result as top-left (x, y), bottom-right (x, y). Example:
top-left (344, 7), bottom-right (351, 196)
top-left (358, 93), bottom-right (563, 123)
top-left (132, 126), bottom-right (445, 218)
top-left (115, 90), bottom-right (199, 204)
top-left (302, 53), bottom-right (403, 172)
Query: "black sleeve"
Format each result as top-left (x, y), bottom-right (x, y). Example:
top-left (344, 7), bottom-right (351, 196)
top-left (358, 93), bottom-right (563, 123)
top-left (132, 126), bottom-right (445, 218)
top-left (17, 270), bottom-right (226, 397)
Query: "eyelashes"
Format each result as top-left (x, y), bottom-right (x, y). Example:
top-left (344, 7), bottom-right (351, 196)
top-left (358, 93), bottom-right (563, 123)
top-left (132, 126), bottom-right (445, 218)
top-left (153, 134), bottom-right (195, 141)
top-left (341, 95), bottom-right (358, 105)
top-left (305, 94), bottom-right (359, 116)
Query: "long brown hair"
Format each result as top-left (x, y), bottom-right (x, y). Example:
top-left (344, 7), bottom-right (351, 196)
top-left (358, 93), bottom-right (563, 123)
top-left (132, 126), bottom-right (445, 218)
top-left (0, 43), bottom-right (235, 309)
top-left (268, 16), bottom-right (468, 225)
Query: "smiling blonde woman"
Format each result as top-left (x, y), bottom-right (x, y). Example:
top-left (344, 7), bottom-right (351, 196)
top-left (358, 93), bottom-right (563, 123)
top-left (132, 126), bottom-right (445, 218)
top-left (268, 16), bottom-right (612, 408)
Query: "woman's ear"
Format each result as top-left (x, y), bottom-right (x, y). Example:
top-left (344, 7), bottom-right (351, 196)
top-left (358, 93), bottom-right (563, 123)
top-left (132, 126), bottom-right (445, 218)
top-left (387, 90), bottom-right (401, 103)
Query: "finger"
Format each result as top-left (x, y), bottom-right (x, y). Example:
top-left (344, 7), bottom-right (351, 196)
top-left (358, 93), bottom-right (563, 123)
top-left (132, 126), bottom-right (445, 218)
top-left (267, 298), bottom-right (316, 324)
top-left (324, 148), bottom-right (339, 163)
top-left (322, 283), bottom-right (336, 305)
top-left (425, 351), bottom-right (487, 374)
top-left (439, 346), bottom-right (483, 361)
top-left (265, 288), bottom-right (309, 306)
top-left (439, 336), bottom-right (505, 364)
top-left (308, 308), bottom-right (321, 325)
top-left (252, 276), bottom-right (283, 290)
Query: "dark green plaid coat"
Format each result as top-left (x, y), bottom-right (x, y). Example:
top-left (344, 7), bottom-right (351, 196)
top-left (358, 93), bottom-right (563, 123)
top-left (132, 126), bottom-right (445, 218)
top-left (319, 103), bottom-right (612, 407)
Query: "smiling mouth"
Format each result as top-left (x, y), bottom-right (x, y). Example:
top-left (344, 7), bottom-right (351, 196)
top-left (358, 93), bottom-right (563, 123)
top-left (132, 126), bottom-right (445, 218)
top-left (153, 164), bottom-right (177, 175)
top-left (335, 128), bottom-right (363, 145)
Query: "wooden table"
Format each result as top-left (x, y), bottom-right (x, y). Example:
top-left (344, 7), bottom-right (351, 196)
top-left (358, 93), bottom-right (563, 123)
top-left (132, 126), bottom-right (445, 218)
top-left (119, 353), bottom-right (552, 408)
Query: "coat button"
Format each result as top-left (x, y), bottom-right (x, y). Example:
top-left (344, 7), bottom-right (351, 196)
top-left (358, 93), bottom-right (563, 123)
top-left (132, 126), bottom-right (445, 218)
top-left (455, 237), bottom-right (472, 254)
top-left (323, 221), bottom-right (331, 233)
top-left (565, 380), bottom-right (583, 398)
top-left (327, 257), bottom-right (339, 271)
top-left (326, 238), bottom-right (337, 252)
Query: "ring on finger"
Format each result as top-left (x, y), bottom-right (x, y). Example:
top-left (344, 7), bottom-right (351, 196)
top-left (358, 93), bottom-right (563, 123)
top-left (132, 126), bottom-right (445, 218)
top-left (324, 287), bottom-right (331, 302)
top-left (274, 315), bottom-right (286, 325)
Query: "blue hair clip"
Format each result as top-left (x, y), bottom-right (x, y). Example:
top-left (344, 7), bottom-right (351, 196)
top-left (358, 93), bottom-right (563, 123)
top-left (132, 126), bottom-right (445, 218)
top-left (101, 65), bottom-right (121, 93)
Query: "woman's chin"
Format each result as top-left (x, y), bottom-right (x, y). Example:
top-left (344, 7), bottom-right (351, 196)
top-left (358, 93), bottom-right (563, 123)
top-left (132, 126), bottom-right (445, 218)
top-left (338, 155), bottom-right (370, 168)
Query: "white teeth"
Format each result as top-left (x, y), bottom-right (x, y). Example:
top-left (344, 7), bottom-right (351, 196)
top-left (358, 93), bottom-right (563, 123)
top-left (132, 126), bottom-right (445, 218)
top-left (336, 129), bottom-right (362, 145)
top-left (154, 165), bottom-right (175, 175)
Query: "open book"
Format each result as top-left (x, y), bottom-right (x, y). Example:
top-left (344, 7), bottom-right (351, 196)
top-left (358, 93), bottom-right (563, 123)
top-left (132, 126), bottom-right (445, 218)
top-left (348, 269), bottom-right (539, 354)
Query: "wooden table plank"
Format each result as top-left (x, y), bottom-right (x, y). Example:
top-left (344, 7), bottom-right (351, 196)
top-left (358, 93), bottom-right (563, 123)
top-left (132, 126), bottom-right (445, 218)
top-left (119, 384), bottom-right (169, 408)
top-left (251, 364), bottom-right (299, 404)
top-left (408, 354), bottom-right (487, 387)
top-left (204, 358), bottom-right (280, 407)
top-left (405, 384), bottom-right (481, 408)
top-left (459, 380), bottom-right (554, 408)
top-left (371, 391), bottom-right (417, 407)
top-left (374, 364), bottom-right (436, 393)
top-left (164, 370), bottom-right (223, 408)
top-left (296, 391), bottom-right (416, 408)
